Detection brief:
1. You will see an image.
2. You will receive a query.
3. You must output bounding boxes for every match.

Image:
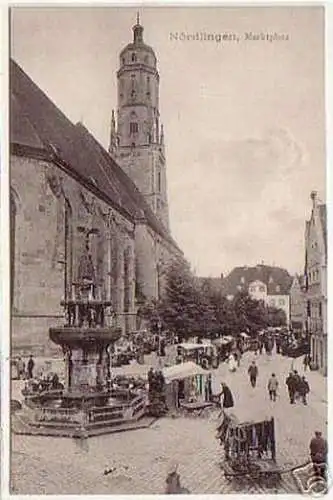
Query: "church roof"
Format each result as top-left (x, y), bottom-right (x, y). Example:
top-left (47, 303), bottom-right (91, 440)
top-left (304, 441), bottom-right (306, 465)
top-left (221, 265), bottom-right (293, 297)
top-left (10, 59), bottom-right (180, 251)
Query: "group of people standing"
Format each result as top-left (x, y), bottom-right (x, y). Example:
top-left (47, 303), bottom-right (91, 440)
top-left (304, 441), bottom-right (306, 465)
top-left (14, 355), bottom-right (35, 380)
top-left (285, 370), bottom-right (310, 405)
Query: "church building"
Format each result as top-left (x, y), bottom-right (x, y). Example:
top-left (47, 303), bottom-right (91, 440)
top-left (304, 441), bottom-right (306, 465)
top-left (10, 17), bottom-right (183, 353)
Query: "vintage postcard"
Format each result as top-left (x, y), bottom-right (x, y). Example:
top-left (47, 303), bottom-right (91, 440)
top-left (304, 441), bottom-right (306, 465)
top-left (5, 3), bottom-right (328, 496)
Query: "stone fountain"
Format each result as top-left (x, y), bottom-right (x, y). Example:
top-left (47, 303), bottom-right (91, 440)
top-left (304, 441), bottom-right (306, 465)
top-left (19, 243), bottom-right (149, 437)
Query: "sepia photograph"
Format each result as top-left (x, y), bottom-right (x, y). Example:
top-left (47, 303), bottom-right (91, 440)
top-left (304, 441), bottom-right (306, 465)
top-left (8, 4), bottom-right (327, 495)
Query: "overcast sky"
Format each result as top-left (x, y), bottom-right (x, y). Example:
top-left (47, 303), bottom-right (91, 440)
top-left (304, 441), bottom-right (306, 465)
top-left (11, 6), bottom-right (326, 277)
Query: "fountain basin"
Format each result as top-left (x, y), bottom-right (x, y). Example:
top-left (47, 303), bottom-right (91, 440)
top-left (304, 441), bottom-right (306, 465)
top-left (49, 326), bottom-right (122, 347)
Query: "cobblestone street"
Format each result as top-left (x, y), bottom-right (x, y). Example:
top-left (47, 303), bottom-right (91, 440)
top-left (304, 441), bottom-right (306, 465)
top-left (11, 350), bottom-right (327, 494)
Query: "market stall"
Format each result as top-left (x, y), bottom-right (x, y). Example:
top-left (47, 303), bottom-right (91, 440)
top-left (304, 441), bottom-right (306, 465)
top-left (177, 343), bottom-right (218, 368)
top-left (163, 361), bottom-right (212, 412)
top-left (217, 406), bottom-right (281, 486)
top-left (213, 336), bottom-right (234, 361)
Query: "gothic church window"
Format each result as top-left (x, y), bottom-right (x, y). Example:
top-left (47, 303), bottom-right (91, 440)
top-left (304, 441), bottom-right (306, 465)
top-left (10, 191), bottom-right (17, 308)
top-left (64, 199), bottom-right (73, 299)
top-left (124, 248), bottom-right (131, 313)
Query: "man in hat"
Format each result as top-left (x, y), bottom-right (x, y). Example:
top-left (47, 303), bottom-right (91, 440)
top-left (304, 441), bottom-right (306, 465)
top-left (219, 382), bottom-right (234, 411)
top-left (165, 463), bottom-right (190, 494)
top-left (248, 360), bottom-right (258, 388)
top-left (298, 375), bottom-right (310, 405)
top-left (310, 431), bottom-right (328, 479)
top-left (27, 354), bottom-right (35, 379)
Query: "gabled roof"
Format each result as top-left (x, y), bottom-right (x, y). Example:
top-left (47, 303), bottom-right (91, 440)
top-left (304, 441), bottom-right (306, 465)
top-left (10, 59), bottom-right (180, 251)
top-left (221, 265), bottom-right (293, 297)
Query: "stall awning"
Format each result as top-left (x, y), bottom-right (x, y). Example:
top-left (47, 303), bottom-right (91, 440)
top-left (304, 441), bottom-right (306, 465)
top-left (214, 336), bottom-right (234, 345)
top-left (178, 343), bottom-right (211, 350)
top-left (228, 405), bottom-right (274, 425)
top-left (111, 363), bottom-right (151, 380)
top-left (163, 361), bottom-right (209, 382)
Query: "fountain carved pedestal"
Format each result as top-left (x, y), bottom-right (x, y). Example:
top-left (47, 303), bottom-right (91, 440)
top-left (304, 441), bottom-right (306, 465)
top-left (20, 281), bottom-right (149, 437)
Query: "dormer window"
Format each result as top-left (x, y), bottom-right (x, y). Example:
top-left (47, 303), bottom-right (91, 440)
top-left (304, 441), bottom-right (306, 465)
top-left (131, 53), bottom-right (137, 62)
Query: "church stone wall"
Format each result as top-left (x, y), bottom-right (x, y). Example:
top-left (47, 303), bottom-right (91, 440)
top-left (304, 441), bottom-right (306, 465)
top-left (11, 154), bottom-right (136, 353)
top-left (134, 223), bottom-right (158, 300)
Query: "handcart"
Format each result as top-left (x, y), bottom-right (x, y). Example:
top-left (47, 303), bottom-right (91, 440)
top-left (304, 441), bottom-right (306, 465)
top-left (217, 409), bottom-right (282, 487)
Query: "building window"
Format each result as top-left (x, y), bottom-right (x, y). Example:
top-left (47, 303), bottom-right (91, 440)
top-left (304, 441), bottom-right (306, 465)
top-left (276, 285), bottom-right (280, 292)
top-left (130, 122), bottom-right (138, 134)
top-left (144, 55), bottom-right (149, 64)
top-left (157, 171), bottom-right (161, 192)
top-left (131, 53), bottom-right (137, 62)
top-left (307, 300), bottom-right (311, 317)
top-left (319, 302), bottom-right (322, 318)
top-left (122, 57), bottom-right (125, 65)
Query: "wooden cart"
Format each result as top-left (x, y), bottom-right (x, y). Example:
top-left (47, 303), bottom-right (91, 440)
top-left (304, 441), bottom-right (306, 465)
top-left (219, 411), bottom-right (282, 487)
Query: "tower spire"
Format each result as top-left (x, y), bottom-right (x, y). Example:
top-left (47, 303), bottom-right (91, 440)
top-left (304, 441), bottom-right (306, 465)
top-left (133, 12), bottom-right (143, 43)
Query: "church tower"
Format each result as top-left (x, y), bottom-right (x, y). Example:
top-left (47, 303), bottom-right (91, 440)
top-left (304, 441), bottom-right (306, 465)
top-left (109, 14), bottom-right (170, 230)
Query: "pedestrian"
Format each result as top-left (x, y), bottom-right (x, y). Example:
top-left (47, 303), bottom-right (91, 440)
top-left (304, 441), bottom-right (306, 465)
top-left (309, 431), bottom-right (328, 479)
top-left (165, 463), bottom-right (190, 494)
top-left (204, 374), bottom-right (212, 402)
top-left (298, 375), bottom-right (310, 405)
top-left (267, 373), bottom-right (279, 402)
top-left (293, 370), bottom-right (302, 400)
top-left (17, 357), bottom-right (24, 380)
top-left (27, 354), bottom-right (35, 379)
top-left (285, 371), bottom-right (296, 404)
top-left (303, 353), bottom-right (311, 372)
top-left (259, 341), bottom-right (264, 355)
top-left (216, 382), bottom-right (234, 446)
top-left (219, 382), bottom-right (234, 411)
top-left (248, 360), bottom-right (258, 388)
top-left (228, 353), bottom-right (237, 372)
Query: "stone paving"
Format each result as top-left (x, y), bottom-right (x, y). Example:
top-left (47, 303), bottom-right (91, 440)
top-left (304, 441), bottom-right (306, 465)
top-left (10, 349), bottom-right (327, 494)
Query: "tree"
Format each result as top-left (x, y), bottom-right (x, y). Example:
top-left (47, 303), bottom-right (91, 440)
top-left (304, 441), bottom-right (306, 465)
top-left (266, 306), bottom-right (287, 327)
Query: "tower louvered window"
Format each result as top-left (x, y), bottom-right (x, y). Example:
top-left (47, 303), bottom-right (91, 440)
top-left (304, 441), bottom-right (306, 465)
top-left (130, 122), bottom-right (138, 134)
